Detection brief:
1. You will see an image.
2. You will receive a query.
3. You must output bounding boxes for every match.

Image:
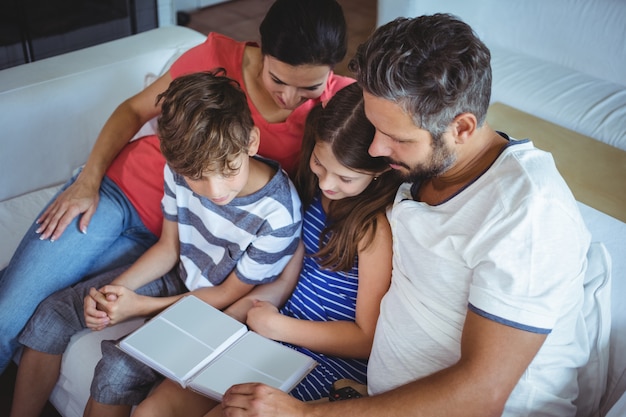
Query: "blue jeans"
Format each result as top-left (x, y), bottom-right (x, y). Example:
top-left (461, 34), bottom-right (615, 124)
top-left (19, 265), bottom-right (186, 405)
top-left (0, 173), bottom-right (158, 372)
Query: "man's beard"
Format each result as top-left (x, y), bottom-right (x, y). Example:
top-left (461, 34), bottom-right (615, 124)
top-left (389, 139), bottom-right (456, 183)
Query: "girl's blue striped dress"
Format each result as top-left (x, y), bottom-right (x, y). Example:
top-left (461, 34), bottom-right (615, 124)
top-left (280, 194), bottom-right (367, 401)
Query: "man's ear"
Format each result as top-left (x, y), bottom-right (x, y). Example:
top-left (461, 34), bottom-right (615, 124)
top-left (453, 113), bottom-right (477, 144)
top-left (247, 126), bottom-right (261, 156)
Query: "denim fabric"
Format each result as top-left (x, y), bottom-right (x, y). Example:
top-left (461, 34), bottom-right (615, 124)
top-left (18, 266), bottom-right (134, 354)
top-left (0, 173), bottom-right (158, 372)
top-left (19, 265), bottom-right (184, 352)
top-left (19, 266), bottom-right (186, 405)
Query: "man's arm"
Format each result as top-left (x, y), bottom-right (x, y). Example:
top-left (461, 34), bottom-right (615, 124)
top-left (222, 310), bottom-right (547, 417)
top-left (36, 72), bottom-right (173, 241)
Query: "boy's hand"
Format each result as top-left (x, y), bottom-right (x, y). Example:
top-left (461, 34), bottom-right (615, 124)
top-left (245, 300), bottom-right (282, 339)
top-left (84, 288), bottom-right (111, 331)
top-left (86, 285), bottom-right (140, 327)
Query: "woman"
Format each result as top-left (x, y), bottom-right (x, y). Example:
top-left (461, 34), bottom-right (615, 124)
top-left (0, 0), bottom-right (353, 374)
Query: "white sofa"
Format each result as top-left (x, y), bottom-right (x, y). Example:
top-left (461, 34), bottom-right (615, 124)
top-left (377, 1), bottom-right (626, 416)
top-left (0, 25), bottom-right (206, 417)
top-left (1, 3), bottom-right (626, 415)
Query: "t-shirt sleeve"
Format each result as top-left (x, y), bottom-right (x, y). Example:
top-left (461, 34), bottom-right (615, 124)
top-left (234, 222), bottom-right (302, 285)
top-left (169, 33), bottom-right (249, 81)
top-left (161, 164), bottom-right (178, 222)
top-left (320, 72), bottom-right (356, 105)
top-left (234, 180), bottom-right (303, 285)
top-left (467, 194), bottom-right (589, 333)
top-left (169, 35), bottom-right (210, 79)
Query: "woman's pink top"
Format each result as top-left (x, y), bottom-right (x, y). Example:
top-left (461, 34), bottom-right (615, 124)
top-left (106, 33), bottom-right (354, 236)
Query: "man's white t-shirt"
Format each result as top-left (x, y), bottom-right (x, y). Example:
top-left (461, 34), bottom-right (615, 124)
top-left (368, 139), bottom-right (591, 416)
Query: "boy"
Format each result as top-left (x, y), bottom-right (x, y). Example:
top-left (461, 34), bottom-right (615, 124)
top-left (11, 70), bottom-right (302, 417)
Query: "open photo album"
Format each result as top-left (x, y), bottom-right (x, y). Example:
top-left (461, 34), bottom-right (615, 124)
top-left (118, 295), bottom-right (317, 400)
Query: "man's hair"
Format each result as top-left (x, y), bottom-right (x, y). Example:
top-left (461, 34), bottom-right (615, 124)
top-left (157, 69), bottom-right (254, 179)
top-left (260, 0), bottom-right (347, 67)
top-left (294, 83), bottom-right (402, 271)
top-left (349, 14), bottom-right (492, 140)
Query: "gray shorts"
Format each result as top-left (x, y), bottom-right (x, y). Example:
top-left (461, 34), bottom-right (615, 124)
top-left (19, 265), bottom-right (187, 405)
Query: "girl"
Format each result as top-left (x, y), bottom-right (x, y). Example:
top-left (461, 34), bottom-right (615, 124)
top-left (1, 0), bottom-right (353, 376)
top-left (132, 82), bottom-right (404, 416)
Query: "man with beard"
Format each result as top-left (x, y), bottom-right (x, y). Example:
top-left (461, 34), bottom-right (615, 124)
top-left (221, 14), bottom-right (591, 417)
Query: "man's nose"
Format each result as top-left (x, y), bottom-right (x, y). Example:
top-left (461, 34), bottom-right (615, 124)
top-left (368, 133), bottom-right (391, 157)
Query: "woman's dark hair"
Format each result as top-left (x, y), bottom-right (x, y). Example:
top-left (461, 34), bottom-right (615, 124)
top-left (294, 83), bottom-right (403, 272)
top-left (259, 0), bottom-right (347, 67)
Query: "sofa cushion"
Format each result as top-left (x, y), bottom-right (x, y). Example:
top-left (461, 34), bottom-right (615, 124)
top-left (574, 242), bottom-right (612, 417)
top-left (0, 26), bottom-right (206, 203)
top-left (0, 185), bottom-right (61, 269)
top-left (377, 0), bottom-right (626, 86)
top-left (490, 45), bottom-right (626, 152)
top-left (49, 319), bottom-right (146, 417)
top-left (606, 389), bottom-right (626, 417)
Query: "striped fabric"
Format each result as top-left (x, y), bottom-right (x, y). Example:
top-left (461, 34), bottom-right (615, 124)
top-left (161, 158), bottom-right (302, 291)
top-left (280, 194), bottom-right (367, 401)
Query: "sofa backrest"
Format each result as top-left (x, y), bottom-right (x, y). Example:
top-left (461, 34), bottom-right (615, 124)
top-left (0, 26), bottom-right (205, 203)
top-left (377, 0), bottom-right (626, 87)
top-left (575, 242), bottom-right (612, 417)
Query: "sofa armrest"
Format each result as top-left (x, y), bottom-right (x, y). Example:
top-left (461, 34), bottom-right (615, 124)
top-left (0, 25), bottom-right (205, 203)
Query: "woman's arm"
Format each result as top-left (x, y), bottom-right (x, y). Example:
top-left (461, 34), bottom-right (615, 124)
top-left (246, 213), bottom-right (393, 358)
top-left (36, 72), bottom-right (174, 241)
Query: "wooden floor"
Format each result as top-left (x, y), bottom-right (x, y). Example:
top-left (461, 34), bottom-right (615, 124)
top-left (0, 1), bottom-right (376, 415)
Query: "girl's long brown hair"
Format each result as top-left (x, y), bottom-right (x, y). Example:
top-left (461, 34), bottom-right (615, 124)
top-left (294, 83), bottom-right (403, 271)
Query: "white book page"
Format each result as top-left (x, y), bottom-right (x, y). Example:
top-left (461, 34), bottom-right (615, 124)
top-left (189, 332), bottom-right (317, 401)
top-left (119, 296), bottom-right (247, 385)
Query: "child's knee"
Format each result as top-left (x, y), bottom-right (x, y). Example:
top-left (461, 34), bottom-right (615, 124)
top-left (130, 400), bottom-right (153, 417)
top-left (18, 290), bottom-right (84, 354)
top-left (90, 339), bottom-right (161, 406)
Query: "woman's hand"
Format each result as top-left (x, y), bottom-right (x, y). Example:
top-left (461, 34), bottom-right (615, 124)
top-left (36, 176), bottom-right (101, 241)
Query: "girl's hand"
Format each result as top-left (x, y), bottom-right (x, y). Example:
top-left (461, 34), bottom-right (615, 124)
top-left (245, 300), bottom-right (283, 340)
